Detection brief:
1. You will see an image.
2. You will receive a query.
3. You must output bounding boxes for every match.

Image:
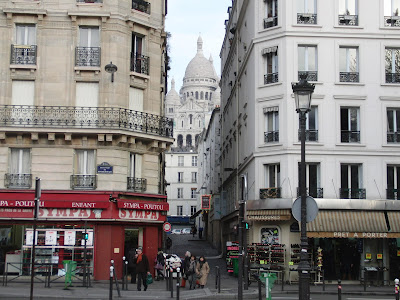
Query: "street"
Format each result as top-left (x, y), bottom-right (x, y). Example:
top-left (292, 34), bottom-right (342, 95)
top-left (270, 296), bottom-right (394, 300)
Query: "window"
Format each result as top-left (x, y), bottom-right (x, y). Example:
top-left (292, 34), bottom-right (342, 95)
top-left (189, 114), bottom-right (193, 124)
top-left (132, 0), bottom-right (150, 14)
top-left (385, 48), bottom-right (400, 83)
top-left (177, 205), bottom-right (183, 216)
top-left (77, 27), bottom-right (100, 67)
top-left (16, 24), bottom-right (36, 46)
top-left (128, 153), bottom-right (146, 191)
top-left (6, 148), bottom-right (31, 188)
top-left (190, 206), bottom-right (197, 215)
top-left (186, 135), bottom-right (192, 147)
top-left (191, 188), bottom-right (196, 199)
top-left (177, 188), bottom-right (183, 199)
top-left (192, 156), bottom-right (198, 166)
top-left (298, 163), bottom-right (322, 198)
top-left (192, 172), bottom-right (197, 183)
top-left (264, 0), bottom-right (278, 29)
top-left (75, 82), bottom-right (99, 124)
top-left (177, 135), bottom-right (183, 147)
top-left (264, 108), bottom-right (279, 143)
top-left (12, 80), bottom-right (34, 106)
top-left (298, 45), bottom-right (317, 81)
top-left (169, 108), bottom-right (173, 113)
top-left (12, 24), bottom-right (37, 65)
top-left (205, 92), bottom-right (209, 100)
top-left (338, 0), bottom-right (358, 26)
top-left (74, 150), bottom-right (96, 175)
top-left (387, 108), bottom-right (400, 143)
top-left (129, 87), bottom-right (144, 113)
top-left (339, 47), bottom-right (359, 82)
top-left (385, 0), bottom-right (400, 27)
top-left (200, 92), bottom-right (204, 99)
top-left (387, 165), bottom-right (400, 199)
top-left (340, 107), bottom-right (360, 143)
top-left (298, 106), bottom-right (318, 141)
top-left (263, 48), bottom-right (278, 84)
top-left (178, 156), bottom-right (184, 166)
top-left (297, 0), bottom-right (317, 24)
top-left (178, 172), bottom-right (184, 183)
top-left (131, 33), bottom-right (149, 74)
top-left (340, 164), bottom-right (365, 199)
top-left (260, 163), bottom-right (281, 199)
top-left (195, 92), bottom-right (199, 99)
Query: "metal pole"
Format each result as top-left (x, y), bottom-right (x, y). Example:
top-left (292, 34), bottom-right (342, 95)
top-left (122, 257), bottom-right (126, 290)
top-left (176, 267), bottom-right (180, 300)
top-left (395, 278), bottom-right (399, 300)
top-left (238, 201), bottom-right (244, 300)
top-left (170, 268), bottom-right (173, 298)
top-left (30, 177), bottom-right (41, 300)
top-left (337, 279), bottom-right (342, 300)
top-left (258, 277), bottom-right (262, 300)
top-left (111, 260), bottom-right (121, 297)
top-left (83, 221), bottom-right (87, 287)
top-left (109, 266), bottom-right (114, 300)
top-left (218, 266), bottom-right (221, 293)
top-left (166, 268), bottom-right (169, 291)
top-left (243, 228), bottom-right (248, 290)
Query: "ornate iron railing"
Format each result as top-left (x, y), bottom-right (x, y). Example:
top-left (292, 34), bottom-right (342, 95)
top-left (130, 52), bottom-right (150, 75)
top-left (263, 16), bottom-right (278, 29)
top-left (132, 0), bottom-right (151, 14)
top-left (387, 188), bottom-right (399, 200)
top-left (0, 105), bottom-right (174, 138)
top-left (338, 15), bottom-right (358, 26)
top-left (297, 13), bottom-right (317, 24)
top-left (127, 177), bottom-right (147, 192)
top-left (298, 71), bottom-right (318, 82)
top-left (340, 188), bottom-right (366, 199)
top-left (4, 174), bottom-right (32, 189)
top-left (341, 130), bottom-right (360, 143)
top-left (76, 0), bottom-right (103, 3)
top-left (71, 175), bottom-right (97, 190)
top-left (260, 187), bottom-right (281, 199)
top-left (340, 72), bottom-right (359, 83)
top-left (386, 73), bottom-right (400, 83)
top-left (264, 72), bottom-right (278, 84)
top-left (296, 187), bottom-right (323, 198)
top-left (10, 45), bottom-right (37, 65)
top-left (298, 129), bottom-right (318, 142)
top-left (385, 16), bottom-right (400, 27)
top-left (387, 132), bottom-right (400, 143)
top-left (75, 47), bottom-right (101, 67)
top-left (264, 131), bottom-right (279, 143)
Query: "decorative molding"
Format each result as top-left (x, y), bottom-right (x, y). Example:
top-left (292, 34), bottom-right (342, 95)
top-left (48, 133), bottom-right (55, 141)
top-left (333, 95), bottom-right (367, 100)
top-left (257, 94), bottom-right (284, 103)
top-left (380, 96), bottom-right (400, 101)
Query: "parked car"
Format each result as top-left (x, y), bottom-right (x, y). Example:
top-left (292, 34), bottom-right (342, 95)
top-left (181, 228), bottom-right (191, 234)
top-left (171, 229), bottom-right (182, 235)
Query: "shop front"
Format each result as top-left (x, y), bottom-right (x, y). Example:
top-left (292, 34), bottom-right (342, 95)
top-left (0, 191), bottom-right (168, 280)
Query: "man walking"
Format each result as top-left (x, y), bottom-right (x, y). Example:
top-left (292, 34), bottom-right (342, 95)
top-left (134, 247), bottom-right (150, 291)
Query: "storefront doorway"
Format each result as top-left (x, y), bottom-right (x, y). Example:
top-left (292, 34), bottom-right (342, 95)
top-left (124, 228), bottom-right (139, 258)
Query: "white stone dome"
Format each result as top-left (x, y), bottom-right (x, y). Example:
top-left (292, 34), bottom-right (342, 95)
top-left (184, 36), bottom-right (216, 80)
top-left (166, 78), bottom-right (181, 104)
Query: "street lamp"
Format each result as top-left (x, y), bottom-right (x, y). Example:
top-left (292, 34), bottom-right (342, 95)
top-left (292, 76), bottom-right (315, 300)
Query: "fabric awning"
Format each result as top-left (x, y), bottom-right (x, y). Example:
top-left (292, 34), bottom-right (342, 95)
top-left (246, 209), bottom-right (291, 221)
top-left (306, 210), bottom-right (390, 238)
top-left (387, 212), bottom-right (400, 232)
top-left (190, 209), bottom-right (202, 219)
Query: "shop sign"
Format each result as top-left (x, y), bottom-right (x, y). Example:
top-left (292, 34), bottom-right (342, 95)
top-left (201, 195), bottom-right (211, 210)
top-left (333, 232), bottom-right (388, 238)
top-left (0, 200), bottom-right (109, 209)
top-left (39, 208), bottom-right (102, 219)
top-left (118, 209), bottom-right (161, 221)
top-left (377, 253), bottom-right (383, 260)
top-left (117, 200), bottom-right (169, 211)
top-left (366, 253), bottom-right (372, 260)
top-left (97, 162), bottom-right (113, 174)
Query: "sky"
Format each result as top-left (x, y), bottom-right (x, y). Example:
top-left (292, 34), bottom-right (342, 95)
top-left (165, 0), bottom-right (231, 93)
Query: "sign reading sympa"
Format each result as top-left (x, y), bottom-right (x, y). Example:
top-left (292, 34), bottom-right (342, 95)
top-left (201, 195), bottom-right (211, 210)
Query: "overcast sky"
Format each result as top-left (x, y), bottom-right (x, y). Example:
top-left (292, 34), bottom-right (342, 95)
top-left (165, 0), bottom-right (231, 93)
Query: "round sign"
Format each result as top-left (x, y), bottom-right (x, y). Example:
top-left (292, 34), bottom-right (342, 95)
top-left (163, 222), bottom-right (172, 233)
top-left (292, 196), bottom-right (318, 223)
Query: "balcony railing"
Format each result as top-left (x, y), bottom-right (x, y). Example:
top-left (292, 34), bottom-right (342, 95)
top-left (298, 129), bottom-right (318, 142)
top-left (385, 16), bottom-right (400, 27)
top-left (296, 187), bottom-right (324, 198)
top-left (76, 0), bottom-right (103, 3)
top-left (71, 175), bottom-right (97, 190)
top-left (132, 0), bottom-right (151, 14)
top-left (387, 188), bottom-right (399, 200)
top-left (260, 187), bottom-right (281, 199)
top-left (4, 174), bottom-right (32, 189)
top-left (297, 13), bottom-right (317, 24)
top-left (10, 45), bottom-right (37, 65)
top-left (387, 132), bottom-right (400, 143)
top-left (0, 105), bottom-right (174, 138)
top-left (264, 72), bottom-right (278, 84)
top-left (127, 177), bottom-right (147, 192)
top-left (75, 47), bottom-right (101, 67)
top-left (130, 52), bottom-right (150, 75)
top-left (264, 131), bottom-right (279, 143)
top-left (263, 16), bottom-right (278, 29)
top-left (340, 72), bottom-right (359, 83)
top-left (298, 71), bottom-right (318, 82)
top-left (341, 130), bottom-right (360, 143)
top-left (386, 73), bottom-right (400, 84)
top-left (340, 188), bottom-right (366, 199)
top-left (338, 15), bottom-right (358, 26)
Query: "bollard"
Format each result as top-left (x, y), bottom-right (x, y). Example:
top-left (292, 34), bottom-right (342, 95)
top-left (122, 257), bottom-right (126, 290)
top-left (322, 270), bottom-right (325, 291)
top-left (395, 278), bottom-right (399, 300)
top-left (337, 279), bottom-right (342, 300)
top-left (176, 283), bottom-right (180, 300)
top-left (217, 266), bottom-right (221, 293)
top-left (364, 268), bottom-right (367, 292)
top-left (109, 266), bottom-right (114, 300)
top-left (170, 268), bottom-right (174, 298)
top-left (166, 269), bottom-right (169, 291)
top-left (125, 261), bottom-right (129, 290)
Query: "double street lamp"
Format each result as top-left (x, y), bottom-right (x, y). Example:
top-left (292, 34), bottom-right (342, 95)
top-left (292, 76), bottom-right (315, 300)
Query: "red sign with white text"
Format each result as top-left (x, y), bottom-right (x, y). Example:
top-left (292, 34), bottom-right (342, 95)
top-left (117, 200), bottom-right (168, 211)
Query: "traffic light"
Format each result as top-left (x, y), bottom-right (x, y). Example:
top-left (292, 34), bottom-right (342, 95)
top-left (83, 233), bottom-right (89, 240)
top-left (243, 221), bottom-right (250, 230)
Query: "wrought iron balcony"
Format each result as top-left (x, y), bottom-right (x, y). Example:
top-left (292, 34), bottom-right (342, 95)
top-left (296, 187), bottom-right (323, 198)
top-left (75, 47), bottom-right (101, 67)
top-left (264, 72), bottom-right (278, 84)
top-left (386, 73), bottom-right (400, 84)
top-left (71, 175), bottom-right (97, 190)
top-left (130, 52), bottom-right (150, 75)
top-left (297, 13), bottom-right (317, 24)
top-left (298, 71), bottom-right (318, 82)
top-left (387, 132), bottom-right (400, 143)
top-left (132, 0), bottom-right (151, 14)
top-left (127, 177), bottom-right (147, 192)
top-left (338, 15), bottom-right (358, 26)
top-left (297, 129), bottom-right (318, 142)
top-left (385, 16), bottom-right (400, 27)
top-left (260, 187), bottom-right (281, 199)
top-left (341, 130), bottom-right (360, 143)
top-left (263, 16), bottom-right (278, 29)
top-left (340, 72), bottom-right (359, 83)
top-left (340, 188), bottom-right (366, 199)
top-left (0, 105), bottom-right (173, 138)
top-left (76, 0), bottom-right (103, 3)
top-left (264, 131), bottom-right (279, 143)
top-left (387, 188), bottom-right (399, 200)
top-left (4, 174), bottom-right (32, 189)
top-left (10, 45), bottom-right (37, 65)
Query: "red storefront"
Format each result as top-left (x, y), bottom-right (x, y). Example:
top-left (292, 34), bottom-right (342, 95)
top-left (0, 190), bottom-right (168, 280)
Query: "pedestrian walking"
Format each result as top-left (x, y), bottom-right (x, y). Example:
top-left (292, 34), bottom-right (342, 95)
top-left (133, 247), bottom-right (150, 291)
top-left (188, 255), bottom-right (197, 290)
top-left (198, 227), bottom-right (203, 239)
top-left (155, 248), bottom-right (165, 281)
top-left (181, 251), bottom-right (191, 288)
top-left (191, 226), bottom-right (197, 238)
top-left (128, 247), bottom-right (137, 284)
top-left (195, 256), bottom-right (210, 288)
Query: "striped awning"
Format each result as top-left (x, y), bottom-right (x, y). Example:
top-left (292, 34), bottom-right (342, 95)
top-left (387, 212), bottom-right (400, 232)
top-left (246, 209), bottom-right (291, 221)
top-left (306, 211), bottom-right (389, 238)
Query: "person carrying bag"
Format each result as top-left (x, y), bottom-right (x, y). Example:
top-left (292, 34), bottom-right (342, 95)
top-left (195, 256), bottom-right (210, 289)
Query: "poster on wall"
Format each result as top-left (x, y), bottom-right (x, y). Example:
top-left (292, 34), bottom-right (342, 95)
top-left (45, 230), bottom-right (57, 245)
top-left (261, 227), bottom-right (280, 244)
top-left (26, 230), bottom-right (38, 246)
top-left (64, 231), bottom-right (76, 246)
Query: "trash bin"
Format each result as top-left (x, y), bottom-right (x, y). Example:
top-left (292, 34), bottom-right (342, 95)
top-left (260, 272), bottom-right (277, 300)
top-left (232, 257), bottom-right (239, 277)
top-left (63, 260), bottom-right (77, 288)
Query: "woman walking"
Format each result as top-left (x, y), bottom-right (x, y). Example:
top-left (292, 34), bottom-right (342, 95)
top-left (187, 255), bottom-right (197, 290)
top-left (195, 256), bottom-right (210, 288)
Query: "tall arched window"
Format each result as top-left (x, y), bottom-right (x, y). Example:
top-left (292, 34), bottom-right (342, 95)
top-left (189, 114), bottom-right (193, 124)
top-left (177, 135), bottom-right (183, 147)
top-left (187, 92), bottom-right (189, 97)
top-left (186, 135), bottom-right (192, 147)
top-left (210, 92), bottom-right (212, 101)
top-left (205, 92), bottom-right (208, 100)
top-left (195, 91), bottom-right (199, 99)
top-left (200, 91), bottom-right (204, 99)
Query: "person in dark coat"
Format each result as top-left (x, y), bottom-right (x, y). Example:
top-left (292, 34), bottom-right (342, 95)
top-left (180, 251), bottom-right (191, 288)
top-left (128, 248), bottom-right (137, 283)
top-left (155, 248), bottom-right (165, 280)
top-left (133, 247), bottom-right (150, 291)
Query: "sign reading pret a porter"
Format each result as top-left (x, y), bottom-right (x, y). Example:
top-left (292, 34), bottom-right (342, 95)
top-left (334, 232), bottom-right (388, 238)
top-left (201, 195), bottom-right (211, 210)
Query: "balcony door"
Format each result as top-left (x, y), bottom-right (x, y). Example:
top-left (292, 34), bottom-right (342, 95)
top-left (131, 33), bottom-right (145, 73)
top-left (341, 164), bottom-right (363, 198)
top-left (78, 27), bottom-right (100, 66)
top-left (388, 165), bottom-right (400, 199)
top-left (11, 80), bottom-right (34, 124)
top-left (10, 148), bottom-right (30, 175)
top-left (129, 153), bottom-right (142, 179)
top-left (75, 150), bottom-right (95, 176)
top-left (75, 82), bottom-right (99, 126)
top-left (16, 24), bottom-right (36, 45)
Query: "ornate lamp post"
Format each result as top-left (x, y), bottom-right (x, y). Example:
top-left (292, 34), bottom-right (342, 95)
top-left (292, 76), bottom-right (315, 300)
